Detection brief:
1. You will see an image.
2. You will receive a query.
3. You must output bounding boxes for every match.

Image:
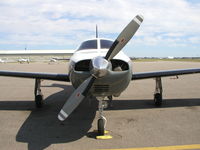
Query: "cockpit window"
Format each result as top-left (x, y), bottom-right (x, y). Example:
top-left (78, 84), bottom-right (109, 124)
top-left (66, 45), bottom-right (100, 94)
top-left (100, 40), bottom-right (113, 49)
top-left (78, 40), bottom-right (97, 50)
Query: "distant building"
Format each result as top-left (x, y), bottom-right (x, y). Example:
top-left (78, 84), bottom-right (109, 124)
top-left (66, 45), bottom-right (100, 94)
top-left (0, 50), bottom-right (75, 62)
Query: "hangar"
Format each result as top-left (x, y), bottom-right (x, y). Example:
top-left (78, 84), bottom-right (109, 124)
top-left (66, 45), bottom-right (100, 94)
top-left (0, 50), bottom-right (75, 62)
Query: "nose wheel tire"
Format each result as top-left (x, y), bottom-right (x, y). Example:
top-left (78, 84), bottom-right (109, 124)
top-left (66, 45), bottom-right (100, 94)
top-left (154, 93), bottom-right (162, 106)
top-left (35, 95), bottom-right (43, 108)
top-left (98, 118), bottom-right (105, 135)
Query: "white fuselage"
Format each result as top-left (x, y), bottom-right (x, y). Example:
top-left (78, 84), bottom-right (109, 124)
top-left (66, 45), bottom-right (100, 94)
top-left (68, 38), bottom-right (132, 97)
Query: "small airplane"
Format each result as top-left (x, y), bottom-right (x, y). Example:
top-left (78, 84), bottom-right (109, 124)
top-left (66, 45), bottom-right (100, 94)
top-left (49, 58), bottom-right (58, 63)
top-left (1, 15), bottom-right (200, 136)
top-left (49, 57), bottom-right (70, 63)
top-left (0, 59), bottom-right (5, 63)
top-left (18, 58), bottom-right (30, 64)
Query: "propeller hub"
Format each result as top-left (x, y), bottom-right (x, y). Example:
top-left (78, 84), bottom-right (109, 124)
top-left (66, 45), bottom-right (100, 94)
top-left (91, 56), bottom-right (109, 78)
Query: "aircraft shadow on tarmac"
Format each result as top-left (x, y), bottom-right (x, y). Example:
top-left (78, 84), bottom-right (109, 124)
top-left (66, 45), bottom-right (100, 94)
top-left (0, 83), bottom-right (98, 150)
top-left (0, 83), bottom-right (200, 150)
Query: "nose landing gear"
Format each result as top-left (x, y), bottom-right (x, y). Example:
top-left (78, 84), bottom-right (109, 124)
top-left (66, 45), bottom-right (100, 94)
top-left (97, 98), bottom-right (106, 135)
top-left (98, 116), bottom-right (107, 136)
top-left (96, 97), bottom-right (112, 139)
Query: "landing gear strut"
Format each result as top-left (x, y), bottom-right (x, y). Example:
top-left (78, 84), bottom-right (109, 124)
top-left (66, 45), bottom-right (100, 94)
top-left (97, 97), bottom-right (107, 135)
top-left (154, 77), bottom-right (163, 106)
top-left (107, 96), bottom-right (113, 107)
top-left (34, 79), bottom-right (43, 108)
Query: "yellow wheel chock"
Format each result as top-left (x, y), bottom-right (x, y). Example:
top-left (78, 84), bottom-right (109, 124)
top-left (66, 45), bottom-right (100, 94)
top-left (93, 130), bottom-right (113, 139)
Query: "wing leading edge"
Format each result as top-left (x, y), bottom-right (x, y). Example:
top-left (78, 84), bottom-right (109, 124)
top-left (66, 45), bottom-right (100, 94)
top-left (0, 70), bottom-right (69, 81)
top-left (132, 68), bottom-right (200, 80)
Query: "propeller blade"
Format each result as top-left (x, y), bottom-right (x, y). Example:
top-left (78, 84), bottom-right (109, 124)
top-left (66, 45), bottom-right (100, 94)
top-left (58, 76), bottom-right (95, 121)
top-left (105, 15), bottom-right (144, 60)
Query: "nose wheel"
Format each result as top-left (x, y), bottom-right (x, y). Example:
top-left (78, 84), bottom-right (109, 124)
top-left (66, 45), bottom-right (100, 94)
top-left (98, 117), bottom-right (106, 135)
top-left (97, 97), bottom-right (107, 135)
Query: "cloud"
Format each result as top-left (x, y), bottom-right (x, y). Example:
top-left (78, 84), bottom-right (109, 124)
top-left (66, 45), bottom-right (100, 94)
top-left (0, 0), bottom-right (200, 50)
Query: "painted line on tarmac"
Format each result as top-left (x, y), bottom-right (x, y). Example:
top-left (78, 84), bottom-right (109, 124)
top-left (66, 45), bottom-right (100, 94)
top-left (98, 144), bottom-right (200, 150)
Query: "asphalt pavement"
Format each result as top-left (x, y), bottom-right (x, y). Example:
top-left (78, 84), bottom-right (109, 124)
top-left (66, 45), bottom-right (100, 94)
top-left (0, 61), bottom-right (200, 150)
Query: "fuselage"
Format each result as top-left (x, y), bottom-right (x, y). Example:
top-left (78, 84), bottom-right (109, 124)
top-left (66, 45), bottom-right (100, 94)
top-left (68, 38), bottom-right (132, 97)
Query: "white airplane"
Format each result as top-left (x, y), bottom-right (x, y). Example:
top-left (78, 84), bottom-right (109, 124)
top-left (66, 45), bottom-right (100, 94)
top-left (18, 58), bottom-right (30, 64)
top-left (49, 58), bottom-right (57, 62)
top-left (0, 59), bottom-right (5, 63)
top-left (0, 15), bottom-right (200, 136)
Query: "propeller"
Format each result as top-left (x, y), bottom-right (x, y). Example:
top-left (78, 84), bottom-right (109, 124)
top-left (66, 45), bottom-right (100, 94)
top-left (105, 15), bottom-right (144, 60)
top-left (58, 76), bottom-right (95, 121)
top-left (58, 15), bottom-right (144, 121)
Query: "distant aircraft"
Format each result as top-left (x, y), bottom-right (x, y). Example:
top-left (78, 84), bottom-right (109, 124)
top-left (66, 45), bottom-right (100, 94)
top-left (18, 58), bottom-right (30, 64)
top-left (0, 15), bottom-right (200, 136)
top-left (51, 57), bottom-right (70, 61)
top-left (49, 57), bottom-right (69, 63)
top-left (49, 58), bottom-right (57, 62)
top-left (0, 59), bottom-right (5, 63)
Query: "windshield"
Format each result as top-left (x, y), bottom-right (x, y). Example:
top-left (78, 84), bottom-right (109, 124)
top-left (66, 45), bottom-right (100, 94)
top-left (100, 40), bottom-right (113, 49)
top-left (78, 40), bottom-right (97, 50)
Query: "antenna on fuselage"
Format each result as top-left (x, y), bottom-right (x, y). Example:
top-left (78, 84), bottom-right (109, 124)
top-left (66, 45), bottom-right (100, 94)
top-left (96, 25), bottom-right (98, 38)
top-left (25, 44), bottom-right (27, 50)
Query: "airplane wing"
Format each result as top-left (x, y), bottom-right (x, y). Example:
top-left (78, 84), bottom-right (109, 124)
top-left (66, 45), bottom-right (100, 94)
top-left (132, 68), bottom-right (200, 80)
top-left (0, 70), bottom-right (70, 81)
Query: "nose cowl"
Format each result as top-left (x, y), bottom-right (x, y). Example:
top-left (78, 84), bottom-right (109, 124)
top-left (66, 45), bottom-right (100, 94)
top-left (91, 56), bottom-right (109, 78)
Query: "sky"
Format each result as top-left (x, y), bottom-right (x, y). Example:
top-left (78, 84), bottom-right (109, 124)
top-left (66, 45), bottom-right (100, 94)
top-left (0, 0), bottom-right (200, 57)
